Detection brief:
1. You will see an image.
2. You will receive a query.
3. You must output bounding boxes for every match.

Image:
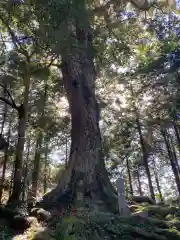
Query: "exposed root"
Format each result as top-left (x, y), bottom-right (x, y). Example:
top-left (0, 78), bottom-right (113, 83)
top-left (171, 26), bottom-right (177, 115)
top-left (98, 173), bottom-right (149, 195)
top-left (38, 166), bottom-right (118, 214)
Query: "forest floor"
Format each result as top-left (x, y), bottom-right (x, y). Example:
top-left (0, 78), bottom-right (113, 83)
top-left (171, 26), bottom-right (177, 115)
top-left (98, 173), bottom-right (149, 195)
top-left (0, 202), bottom-right (180, 240)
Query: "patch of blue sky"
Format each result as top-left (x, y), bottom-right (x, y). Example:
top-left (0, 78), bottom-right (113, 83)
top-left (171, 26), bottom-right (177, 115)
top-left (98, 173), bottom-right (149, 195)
top-left (152, 12), bottom-right (180, 40)
top-left (119, 11), bottom-right (137, 20)
top-left (177, 0), bottom-right (180, 8)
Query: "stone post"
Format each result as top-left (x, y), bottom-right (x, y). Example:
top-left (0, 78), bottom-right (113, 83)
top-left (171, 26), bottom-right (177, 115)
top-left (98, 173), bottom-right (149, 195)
top-left (116, 178), bottom-right (131, 216)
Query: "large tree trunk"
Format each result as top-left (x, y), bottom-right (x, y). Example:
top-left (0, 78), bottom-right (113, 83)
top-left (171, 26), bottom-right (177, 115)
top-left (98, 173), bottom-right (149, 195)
top-left (0, 125), bottom-right (10, 202)
top-left (40, 20), bottom-right (117, 212)
top-left (8, 65), bottom-right (30, 204)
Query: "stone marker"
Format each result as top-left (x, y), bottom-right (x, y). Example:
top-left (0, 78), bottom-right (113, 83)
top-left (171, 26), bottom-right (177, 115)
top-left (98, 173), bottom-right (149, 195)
top-left (116, 178), bottom-right (131, 216)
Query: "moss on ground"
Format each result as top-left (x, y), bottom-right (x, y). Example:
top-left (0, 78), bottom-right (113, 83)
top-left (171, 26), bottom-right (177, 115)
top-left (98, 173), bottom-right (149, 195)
top-left (51, 204), bottom-right (180, 240)
top-left (0, 203), bottom-right (180, 240)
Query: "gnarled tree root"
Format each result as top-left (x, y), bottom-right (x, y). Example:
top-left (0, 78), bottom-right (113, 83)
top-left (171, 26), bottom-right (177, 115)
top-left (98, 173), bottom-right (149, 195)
top-left (37, 166), bottom-right (119, 214)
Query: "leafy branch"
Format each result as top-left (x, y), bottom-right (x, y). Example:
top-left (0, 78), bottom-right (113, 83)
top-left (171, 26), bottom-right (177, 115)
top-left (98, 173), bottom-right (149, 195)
top-left (0, 14), bottom-right (30, 60)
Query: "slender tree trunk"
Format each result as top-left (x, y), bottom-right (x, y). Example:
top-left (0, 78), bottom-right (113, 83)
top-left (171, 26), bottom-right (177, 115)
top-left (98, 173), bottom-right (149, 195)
top-left (0, 90), bottom-right (7, 201)
top-left (173, 120), bottom-right (180, 154)
top-left (124, 177), bottom-right (128, 197)
top-left (126, 157), bottom-right (133, 196)
top-left (43, 135), bottom-right (49, 194)
top-left (168, 129), bottom-right (180, 172)
top-left (161, 128), bottom-right (180, 195)
top-left (0, 88), bottom-right (7, 135)
top-left (152, 158), bottom-right (163, 203)
top-left (48, 167), bottom-right (51, 188)
top-left (137, 170), bottom-right (143, 196)
top-left (8, 64), bottom-right (31, 204)
top-left (43, 151), bottom-right (48, 194)
top-left (0, 87), bottom-right (9, 153)
top-left (0, 124), bottom-right (10, 202)
top-left (31, 81), bottom-right (48, 198)
top-left (135, 117), bottom-right (155, 200)
top-left (31, 135), bottom-right (43, 198)
top-left (65, 133), bottom-right (68, 169)
top-left (40, 17), bottom-right (117, 212)
top-left (22, 137), bottom-right (31, 202)
top-left (129, 84), bottom-right (155, 200)
top-left (9, 164), bottom-right (14, 196)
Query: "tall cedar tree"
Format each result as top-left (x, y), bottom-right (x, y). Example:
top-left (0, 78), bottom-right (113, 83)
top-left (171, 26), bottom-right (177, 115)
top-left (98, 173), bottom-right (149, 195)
top-left (38, 1), bottom-right (117, 211)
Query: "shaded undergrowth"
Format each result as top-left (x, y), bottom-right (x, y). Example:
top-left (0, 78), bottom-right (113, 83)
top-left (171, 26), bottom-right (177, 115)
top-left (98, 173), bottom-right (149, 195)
top-left (51, 204), bottom-right (180, 240)
top-left (1, 202), bottom-right (180, 239)
top-left (0, 218), bottom-right (13, 240)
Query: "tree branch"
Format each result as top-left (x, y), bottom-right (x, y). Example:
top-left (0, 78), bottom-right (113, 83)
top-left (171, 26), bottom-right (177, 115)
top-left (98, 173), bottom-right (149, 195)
top-left (47, 55), bottom-right (58, 68)
top-left (0, 83), bottom-right (17, 109)
top-left (0, 97), bottom-right (18, 110)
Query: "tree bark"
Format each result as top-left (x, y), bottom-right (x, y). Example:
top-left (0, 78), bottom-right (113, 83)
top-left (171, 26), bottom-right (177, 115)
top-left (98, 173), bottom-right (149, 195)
top-left (161, 128), bottom-right (180, 195)
top-left (8, 64), bottom-right (30, 204)
top-left (126, 157), bottom-right (133, 196)
top-left (40, 18), bottom-right (117, 212)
